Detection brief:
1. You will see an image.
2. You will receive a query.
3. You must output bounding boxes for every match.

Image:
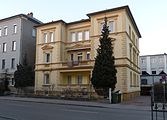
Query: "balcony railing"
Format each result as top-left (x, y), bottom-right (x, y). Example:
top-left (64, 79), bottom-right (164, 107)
top-left (62, 60), bottom-right (91, 67)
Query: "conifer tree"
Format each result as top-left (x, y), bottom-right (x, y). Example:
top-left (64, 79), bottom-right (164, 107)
top-left (91, 17), bottom-right (117, 96)
top-left (14, 54), bottom-right (34, 90)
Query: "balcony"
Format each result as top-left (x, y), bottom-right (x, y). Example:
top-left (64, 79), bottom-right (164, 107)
top-left (62, 60), bottom-right (92, 68)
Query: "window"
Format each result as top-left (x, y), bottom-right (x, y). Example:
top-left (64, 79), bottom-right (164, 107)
top-left (86, 52), bottom-right (90, 60)
top-left (0, 29), bottom-right (1, 36)
top-left (84, 31), bottom-right (89, 40)
top-left (44, 33), bottom-right (47, 43)
top-left (130, 71), bottom-right (132, 86)
top-left (50, 32), bottom-right (54, 42)
top-left (129, 25), bottom-right (131, 38)
top-left (2, 59), bottom-right (5, 69)
top-left (132, 31), bottom-right (135, 42)
top-left (151, 58), bottom-right (156, 63)
top-left (78, 32), bottom-right (82, 41)
top-left (13, 25), bottom-right (17, 34)
top-left (45, 53), bottom-right (50, 63)
top-left (100, 22), bottom-right (104, 33)
top-left (141, 79), bottom-right (147, 85)
top-left (32, 28), bottom-right (36, 37)
top-left (10, 78), bottom-right (15, 86)
top-left (77, 52), bottom-right (82, 61)
top-left (12, 41), bottom-right (16, 51)
top-left (152, 71), bottom-right (156, 74)
top-left (109, 21), bottom-right (114, 33)
top-left (67, 75), bottom-right (72, 85)
top-left (71, 32), bottom-right (76, 42)
top-left (4, 27), bottom-right (8, 35)
top-left (2, 43), bottom-right (7, 52)
top-left (44, 74), bottom-right (50, 84)
top-left (77, 75), bottom-right (82, 85)
top-left (11, 58), bottom-right (15, 69)
top-left (70, 54), bottom-right (74, 61)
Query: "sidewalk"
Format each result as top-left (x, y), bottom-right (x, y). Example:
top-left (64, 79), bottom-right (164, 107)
top-left (0, 96), bottom-right (150, 111)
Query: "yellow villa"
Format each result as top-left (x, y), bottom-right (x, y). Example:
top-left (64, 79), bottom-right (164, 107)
top-left (35, 6), bottom-right (141, 101)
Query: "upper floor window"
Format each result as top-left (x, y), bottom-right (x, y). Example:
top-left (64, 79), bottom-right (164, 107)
top-left (86, 52), bottom-right (90, 60)
top-left (0, 28), bottom-right (2, 36)
top-left (152, 71), bottom-right (156, 74)
top-left (151, 58), bottom-right (156, 63)
top-left (32, 28), bottom-right (36, 37)
top-left (70, 54), bottom-right (74, 61)
top-left (45, 53), bottom-right (50, 63)
top-left (78, 32), bottom-right (82, 41)
top-left (100, 22), bottom-right (105, 32)
top-left (109, 21), bottom-right (114, 33)
top-left (11, 58), bottom-right (15, 69)
top-left (2, 43), bottom-right (7, 52)
top-left (4, 27), bottom-right (8, 36)
top-left (84, 31), bottom-right (89, 40)
top-left (13, 25), bottom-right (17, 34)
top-left (12, 41), bottom-right (16, 51)
top-left (44, 73), bottom-right (50, 84)
top-left (44, 33), bottom-right (48, 43)
top-left (129, 25), bottom-right (131, 38)
top-left (2, 59), bottom-right (5, 69)
top-left (132, 31), bottom-right (135, 43)
top-left (77, 52), bottom-right (82, 61)
top-left (71, 32), bottom-right (76, 42)
top-left (50, 32), bottom-right (54, 42)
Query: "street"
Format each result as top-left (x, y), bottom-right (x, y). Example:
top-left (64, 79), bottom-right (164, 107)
top-left (0, 99), bottom-right (152, 120)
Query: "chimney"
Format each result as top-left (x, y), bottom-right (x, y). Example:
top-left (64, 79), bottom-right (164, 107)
top-left (27, 12), bottom-right (33, 17)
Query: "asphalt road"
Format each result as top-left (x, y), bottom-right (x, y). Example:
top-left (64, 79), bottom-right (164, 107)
top-left (0, 99), bottom-right (152, 120)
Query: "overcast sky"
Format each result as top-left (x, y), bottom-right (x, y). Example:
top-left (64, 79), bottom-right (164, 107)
top-left (0, 0), bottom-right (167, 56)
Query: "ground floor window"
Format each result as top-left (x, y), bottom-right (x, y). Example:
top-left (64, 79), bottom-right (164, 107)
top-left (44, 74), bottom-right (50, 84)
top-left (67, 75), bottom-right (71, 85)
top-left (77, 75), bottom-right (82, 85)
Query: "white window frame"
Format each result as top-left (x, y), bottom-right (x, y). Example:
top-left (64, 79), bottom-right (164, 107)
top-left (11, 58), bottom-right (15, 69)
top-left (2, 59), bottom-right (5, 69)
top-left (32, 28), bottom-right (36, 37)
top-left (4, 27), bottom-right (8, 36)
top-left (71, 32), bottom-right (76, 42)
top-left (13, 24), bottom-right (17, 34)
top-left (70, 53), bottom-right (74, 61)
top-left (109, 21), bottom-right (115, 33)
top-left (50, 32), bottom-right (54, 42)
top-left (84, 31), bottom-right (89, 40)
top-left (78, 32), bottom-right (82, 41)
top-left (2, 43), bottom-right (7, 52)
top-left (77, 52), bottom-right (82, 61)
top-left (12, 41), bottom-right (16, 51)
top-left (44, 33), bottom-right (48, 43)
top-left (86, 52), bottom-right (90, 60)
top-left (44, 74), bottom-right (50, 84)
top-left (77, 75), bottom-right (82, 85)
top-left (100, 22), bottom-right (104, 33)
top-left (67, 75), bottom-right (72, 85)
top-left (45, 53), bottom-right (50, 63)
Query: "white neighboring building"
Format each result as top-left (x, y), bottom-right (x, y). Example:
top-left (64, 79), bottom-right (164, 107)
top-left (140, 53), bottom-right (167, 75)
top-left (140, 54), bottom-right (167, 95)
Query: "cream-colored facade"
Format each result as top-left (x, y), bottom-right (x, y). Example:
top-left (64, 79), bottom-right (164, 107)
top-left (35, 6), bottom-right (141, 101)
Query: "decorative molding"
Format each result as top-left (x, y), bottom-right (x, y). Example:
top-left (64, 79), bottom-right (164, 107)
top-left (66, 43), bottom-right (91, 51)
top-left (41, 44), bottom-right (54, 50)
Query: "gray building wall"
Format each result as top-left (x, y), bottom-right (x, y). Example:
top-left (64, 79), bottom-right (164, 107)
top-left (0, 14), bottom-right (42, 86)
top-left (0, 17), bottom-right (22, 75)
